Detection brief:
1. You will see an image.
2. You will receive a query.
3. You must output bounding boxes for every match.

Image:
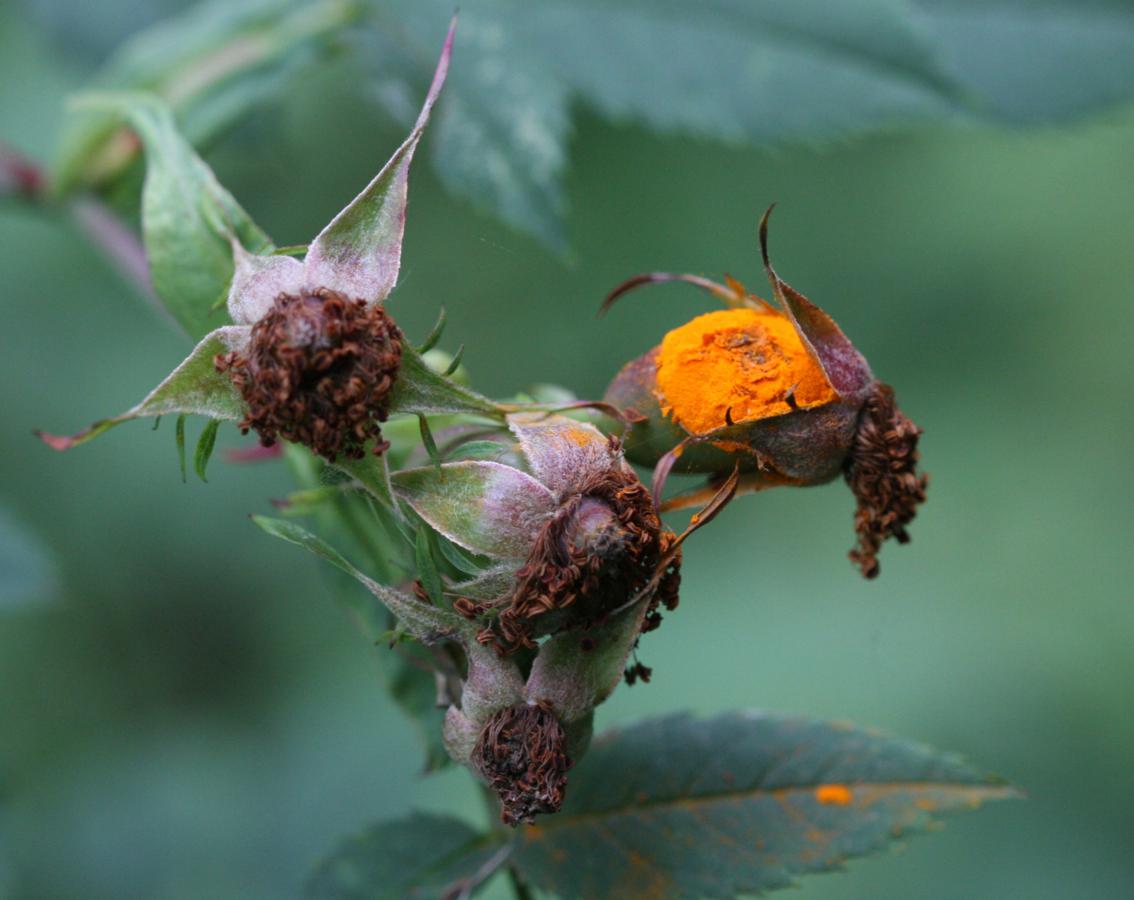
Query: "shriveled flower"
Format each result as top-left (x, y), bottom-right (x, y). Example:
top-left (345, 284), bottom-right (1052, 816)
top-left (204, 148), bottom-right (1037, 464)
top-left (473, 702), bottom-right (572, 826)
top-left (384, 412), bottom-right (711, 823)
top-left (215, 290), bottom-right (402, 460)
top-left (36, 21), bottom-right (499, 463)
top-left (603, 207), bottom-right (927, 577)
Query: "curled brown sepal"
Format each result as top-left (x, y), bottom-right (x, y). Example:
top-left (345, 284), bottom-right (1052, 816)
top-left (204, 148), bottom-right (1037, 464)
top-left (473, 702), bottom-right (572, 826)
top-left (844, 382), bottom-right (928, 578)
top-left (757, 204), bottom-right (872, 400)
top-left (599, 271), bottom-right (751, 316)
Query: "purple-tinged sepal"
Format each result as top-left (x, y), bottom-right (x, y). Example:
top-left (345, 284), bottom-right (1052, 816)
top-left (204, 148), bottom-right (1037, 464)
top-left (303, 16), bottom-right (456, 304)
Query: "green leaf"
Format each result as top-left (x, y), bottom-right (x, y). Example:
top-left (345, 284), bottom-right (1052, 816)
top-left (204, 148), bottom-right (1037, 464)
top-left (376, 0), bottom-right (1134, 247)
top-left (55, 0), bottom-right (361, 193)
top-left (37, 327), bottom-right (247, 451)
top-left (250, 515), bottom-right (468, 641)
top-left (193, 419), bottom-right (220, 482)
top-left (912, 0), bottom-right (1134, 124)
top-left (389, 341), bottom-right (503, 418)
top-left (512, 711), bottom-right (1019, 899)
top-left (392, 461), bottom-right (554, 560)
top-left (306, 812), bottom-right (508, 899)
top-left (73, 92), bottom-right (270, 338)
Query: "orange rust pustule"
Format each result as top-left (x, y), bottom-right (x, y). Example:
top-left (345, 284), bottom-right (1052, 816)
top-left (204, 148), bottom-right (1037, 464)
top-left (655, 307), bottom-right (837, 437)
top-left (480, 467), bottom-right (681, 656)
top-left (216, 290), bottom-right (402, 462)
top-left (844, 382), bottom-right (928, 578)
top-left (474, 702), bottom-right (572, 826)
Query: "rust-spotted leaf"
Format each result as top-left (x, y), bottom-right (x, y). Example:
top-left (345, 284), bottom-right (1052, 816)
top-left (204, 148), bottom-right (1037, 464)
top-left (512, 711), bottom-right (1018, 899)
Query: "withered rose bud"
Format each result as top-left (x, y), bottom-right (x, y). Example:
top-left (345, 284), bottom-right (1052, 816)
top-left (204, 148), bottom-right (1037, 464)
top-left (36, 22), bottom-right (460, 465)
top-left (603, 207), bottom-right (927, 577)
top-left (395, 413), bottom-right (682, 656)
top-left (215, 289), bottom-right (402, 461)
top-left (491, 465), bottom-right (681, 655)
top-left (473, 701), bottom-right (572, 826)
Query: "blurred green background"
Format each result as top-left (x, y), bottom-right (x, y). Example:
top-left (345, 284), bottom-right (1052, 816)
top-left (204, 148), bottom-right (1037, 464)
top-left (3, 1), bottom-right (1133, 897)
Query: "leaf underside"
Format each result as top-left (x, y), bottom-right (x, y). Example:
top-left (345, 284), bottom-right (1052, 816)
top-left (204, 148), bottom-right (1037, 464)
top-left (374, 0), bottom-right (1134, 245)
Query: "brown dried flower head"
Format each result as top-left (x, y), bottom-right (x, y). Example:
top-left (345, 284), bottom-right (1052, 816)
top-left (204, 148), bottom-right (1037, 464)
top-left (216, 289), bottom-right (402, 461)
top-left (473, 702), bottom-right (572, 826)
top-left (489, 463), bottom-right (681, 655)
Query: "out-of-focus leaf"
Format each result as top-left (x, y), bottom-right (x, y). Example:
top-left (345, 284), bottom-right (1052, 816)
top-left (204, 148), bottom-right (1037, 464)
top-left (306, 812), bottom-right (506, 899)
top-left (36, 327), bottom-right (246, 451)
top-left (912, 0), bottom-right (1134, 123)
top-left (73, 92), bottom-right (269, 338)
top-left (376, 0), bottom-right (1134, 247)
top-left (512, 711), bottom-right (1019, 899)
top-left (0, 506), bottom-right (57, 611)
top-left (54, 0), bottom-right (361, 193)
top-left (378, 643), bottom-right (452, 773)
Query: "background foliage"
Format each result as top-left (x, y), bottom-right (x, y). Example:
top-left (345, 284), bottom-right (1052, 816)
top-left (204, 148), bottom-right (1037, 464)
top-left (2, 0), bottom-right (1133, 897)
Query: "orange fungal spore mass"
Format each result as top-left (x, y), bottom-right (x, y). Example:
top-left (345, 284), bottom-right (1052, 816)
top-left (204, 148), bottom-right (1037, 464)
top-left (655, 307), bottom-right (836, 436)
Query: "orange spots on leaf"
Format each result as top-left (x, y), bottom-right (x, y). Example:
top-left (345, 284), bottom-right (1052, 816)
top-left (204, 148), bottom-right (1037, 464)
top-left (815, 783), bottom-right (854, 805)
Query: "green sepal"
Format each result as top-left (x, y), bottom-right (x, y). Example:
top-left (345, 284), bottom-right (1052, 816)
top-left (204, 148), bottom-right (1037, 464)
top-left (194, 419), bottom-right (220, 482)
top-left (413, 527), bottom-right (444, 606)
top-left (388, 341), bottom-right (503, 418)
top-left (175, 414), bottom-right (187, 482)
top-left (251, 515), bottom-right (469, 642)
top-left (38, 326), bottom-right (247, 451)
top-left (302, 17), bottom-right (454, 302)
top-left (392, 461), bottom-right (554, 560)
top-left (71, 92), bottom-right (271, 338)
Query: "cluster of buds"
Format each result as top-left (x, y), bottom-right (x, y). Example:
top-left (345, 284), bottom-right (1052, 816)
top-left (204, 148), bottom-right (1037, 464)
top-left (391, 413), bottom-right (689, 824)
top-left (39, 16), bottom-right (929, 833)
top-left (603, 208), bottom-right (927, 578)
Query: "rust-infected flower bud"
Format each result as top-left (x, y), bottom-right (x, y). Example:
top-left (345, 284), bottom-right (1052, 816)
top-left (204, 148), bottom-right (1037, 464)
top-left (473, 701), bottom-right (572, 826)
top-left (602, 207), bottom-right (927, 577)
top-left (215, 289), bottom-right (402, 461)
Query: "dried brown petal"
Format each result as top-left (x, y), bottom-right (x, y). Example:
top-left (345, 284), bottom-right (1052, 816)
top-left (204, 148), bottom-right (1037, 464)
top-left (474, 702), bottom-right (571, 826)
top-left (844, 382), bottom-right (928, 578)
top-left (216, 289), bottom-right (402, 461)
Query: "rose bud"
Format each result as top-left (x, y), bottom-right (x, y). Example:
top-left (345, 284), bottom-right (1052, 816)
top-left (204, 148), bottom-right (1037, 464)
top-left (387, 412), bottom-right (710, 823)
top-left (602, 207), bottom-right (927, 578)
top-left (38, 19), bottom-right (501, 467)
top-left (393, 412), bottom-right (682, 657)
